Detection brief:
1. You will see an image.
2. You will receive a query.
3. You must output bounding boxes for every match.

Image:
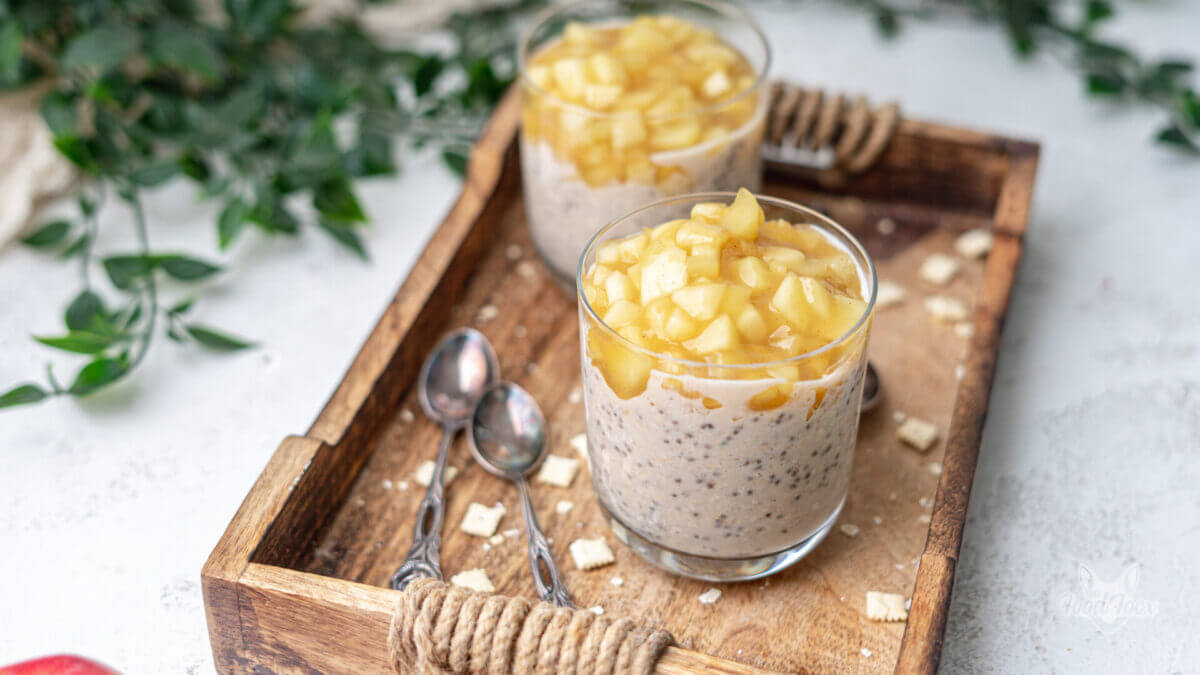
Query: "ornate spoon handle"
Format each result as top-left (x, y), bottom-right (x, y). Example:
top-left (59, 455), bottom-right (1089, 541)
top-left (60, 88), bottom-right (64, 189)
top-left (517, 476), bottom-right (574, 608)
top-left (390, 427), bottom-right (455, 590)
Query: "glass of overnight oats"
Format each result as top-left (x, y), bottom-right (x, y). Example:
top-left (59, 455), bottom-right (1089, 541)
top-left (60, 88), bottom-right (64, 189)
top-left (576, 189), bottom-right (877, 581)
top-left (518, 0), bottom-right (770, 285)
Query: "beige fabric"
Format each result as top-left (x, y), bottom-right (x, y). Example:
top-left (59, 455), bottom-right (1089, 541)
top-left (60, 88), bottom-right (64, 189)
top-left (0, 85), bottom-right (75, 248)
top-left (390, 578), bottom-right (673, 675)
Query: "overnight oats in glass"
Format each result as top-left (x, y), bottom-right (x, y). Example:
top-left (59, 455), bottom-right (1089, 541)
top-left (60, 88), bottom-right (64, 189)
top-left (519, 0), bottom-right (770, 284)
top-left (576, 190), bottom-right (877, 581)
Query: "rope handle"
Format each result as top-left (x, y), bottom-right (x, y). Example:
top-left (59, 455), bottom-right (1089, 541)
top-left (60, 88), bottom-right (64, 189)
top-left (390, 578), bottom-right (673, 674)
top-left (765, 81), bottom-right (901, 175)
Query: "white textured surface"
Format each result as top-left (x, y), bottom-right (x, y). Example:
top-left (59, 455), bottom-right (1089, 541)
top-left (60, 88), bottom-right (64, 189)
top-left (2, 4), bottom-right (1200, 671)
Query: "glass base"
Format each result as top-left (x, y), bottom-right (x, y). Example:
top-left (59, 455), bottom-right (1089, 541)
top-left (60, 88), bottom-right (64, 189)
top-left (597, 496), bottom-right (845, 582)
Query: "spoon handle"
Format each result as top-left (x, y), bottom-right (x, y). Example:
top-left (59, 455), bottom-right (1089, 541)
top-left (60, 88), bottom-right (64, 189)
top-left (517, 477), bottom-right (575, 609)
top-left (390, 426), bottom-right (455, 590)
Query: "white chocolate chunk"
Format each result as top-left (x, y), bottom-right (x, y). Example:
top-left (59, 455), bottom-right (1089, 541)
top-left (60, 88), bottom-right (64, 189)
top-left (698, 588), bottom-right (723, 605)
top-left (488, 534), bottom-right (504, 546)
top-left (570, 433), bottom-right (590, 468)
top-left (924, 295), bottom-right (969, 322)
top-left (555, 500), bottom-right (575, 515)
top-left (610, 577), bottom-right (624, 587)
top-left (535, 454), bottom-right (580, 488)
top-left (413, 461), bottom-right (459, 488)
top-left (460, 502), bottom-right (506, 538)
top-left (399, 409), bottom-right (415, 424)
top-left (588, 606), bottom-right (605, 615)
top-left (928, 462), bottom-right (944, 476)
top-left (897, 417), bottom-right (939, 451)
top-left (450, 569), bottom-right (495, 593)
top-left (478, 304), bottom-right (499, 322)
top-left (865, 591), bottom-right (908, 621)
top-left (876, 280), bottom-right (907, 308)
top-left (919, 253), bottom-right (960, 285)
top-left (861, 648), bottom-right (873, 658)
top-left (954, 322), bottom-right (975, 338)
top-left (381, 479), bottom-right (393, 490)
top-left (955, 229), bottom-right (993, 259)
top-left (839, 523), bottom-right (860, 537)
top-left (569, 537), bottom-right (615, 570)
top-left (517, 261), bottom-right (537, 279)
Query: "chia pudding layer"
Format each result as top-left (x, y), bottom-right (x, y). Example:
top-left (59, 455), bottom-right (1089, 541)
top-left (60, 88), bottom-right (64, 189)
top-left (582, 351), bottom-right (866, 559)
top-left (520, 100), bottom-right (765, 282)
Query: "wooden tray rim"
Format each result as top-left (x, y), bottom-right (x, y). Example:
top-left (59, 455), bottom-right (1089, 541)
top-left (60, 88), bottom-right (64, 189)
top-left (202, 88), bottom-right (1038, 674)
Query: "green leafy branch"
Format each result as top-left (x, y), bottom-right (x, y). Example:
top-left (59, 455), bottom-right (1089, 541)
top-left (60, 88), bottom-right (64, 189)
top-left (854, 0), bottom-right (1200, 153)
top-left (0, 0), bottom-right (543, 410)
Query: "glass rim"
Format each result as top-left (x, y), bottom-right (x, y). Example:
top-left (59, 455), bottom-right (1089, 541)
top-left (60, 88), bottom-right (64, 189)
top-left (576, 191), bottom-right (879, 371)
top-left (517, 0), bottom-right (772, 124)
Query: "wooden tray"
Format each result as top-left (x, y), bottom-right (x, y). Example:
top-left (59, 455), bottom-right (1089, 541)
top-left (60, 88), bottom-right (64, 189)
top-left (203, 89), bottom-right (1037, 674)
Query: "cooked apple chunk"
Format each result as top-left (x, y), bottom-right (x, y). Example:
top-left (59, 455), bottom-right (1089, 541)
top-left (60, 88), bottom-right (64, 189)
top-left (582, 189), bottom-right (868, 397)
top-left (522, 17), bottom-right (760, 188)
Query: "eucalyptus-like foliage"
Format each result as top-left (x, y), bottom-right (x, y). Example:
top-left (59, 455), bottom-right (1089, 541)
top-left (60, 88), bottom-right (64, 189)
top-left (0, 0), bottom-right (543, 408)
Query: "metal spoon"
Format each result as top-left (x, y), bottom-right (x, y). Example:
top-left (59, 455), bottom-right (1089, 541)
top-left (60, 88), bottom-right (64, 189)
top-left (390, 328), bottom-right (500, 591)
top-left (468, 382), bottom-right (575, 608)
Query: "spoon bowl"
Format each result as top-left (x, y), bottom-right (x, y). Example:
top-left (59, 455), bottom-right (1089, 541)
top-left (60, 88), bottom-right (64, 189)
top-left (419, 328), bottom-right (501, 426)
top-left (469, 382), bottom-right (574, 608)
top-left (469, 384), bottom-right (547, 479)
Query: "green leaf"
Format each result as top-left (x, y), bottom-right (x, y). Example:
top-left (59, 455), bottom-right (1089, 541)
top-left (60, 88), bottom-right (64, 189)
top-left (53, 136), bottom-right (96, 172)
top-left (1180, 90), bottom-right (1200, 127)
top-left (319, 220), bottom-right (368, 260)
top-left (1156, 124), bottom-right (1200, 154)
top-left (215, 84), bottom-right (264, 130)
top-left (21, 220), bottom-right (71, 248)
top-left (168, 298), bottom-right (195, 315)
top-left (313, 178), bottom-right (366, 222)
top-left (62, 25), bottom-right (139, 72)
top-left (414, 55), bottom-right (444, 97)
top-left (151, 24), bottom-right (223, 80)
top-left (225, 0), bottom-right (292, 40)
top-left (292, 113), bottom-right (340, 171)
top-left (0, 20), bottom-right (21, 85)
top-left (0, 383), bottom-right (47, 409)
top-left (441, 148), bottom-right (468, 177)
top-left (218, 197), bottom-right (249, 249)
top-left (184, 323), bottom-right (255, 351)
top-left (1085, 0), bottom-right (1113, 25)
top-left (157, 255), bottom-right (223, 281)
top-left (69, 356), bottom-right (129, 396)
top-left (180, 153), bottom-right (211, 182)
top-left (34, 331), bottom-right (115, 355)
top-left (874, 9), bottom-right (900, 39)
top-left (1086, 71), bottom-right (1127, 96)
top-left (58, 232), bottom-right (92, 260)
top-left (129, 159), bottom-right (181, 187)
top-left (102, 255), bottom-right (153, 290)
top-left (65, 290), bottom-right (106, 331)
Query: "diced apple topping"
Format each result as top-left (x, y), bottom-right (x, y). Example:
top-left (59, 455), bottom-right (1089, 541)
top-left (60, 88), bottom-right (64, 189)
top-left (582, 190), bottom-right (868, 399)
top-left (521, 15), bottom-right (760, 189)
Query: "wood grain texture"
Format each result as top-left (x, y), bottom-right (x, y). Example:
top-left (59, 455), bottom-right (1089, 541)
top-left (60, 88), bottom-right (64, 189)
top-left (202, 85), bottom-right (1038, 674)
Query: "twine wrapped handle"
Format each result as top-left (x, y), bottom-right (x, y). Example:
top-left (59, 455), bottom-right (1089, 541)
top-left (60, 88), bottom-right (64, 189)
top-left (390, 578), bottom-right (673, 674)
top-left (766, 81), bottom-right (901, 175)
